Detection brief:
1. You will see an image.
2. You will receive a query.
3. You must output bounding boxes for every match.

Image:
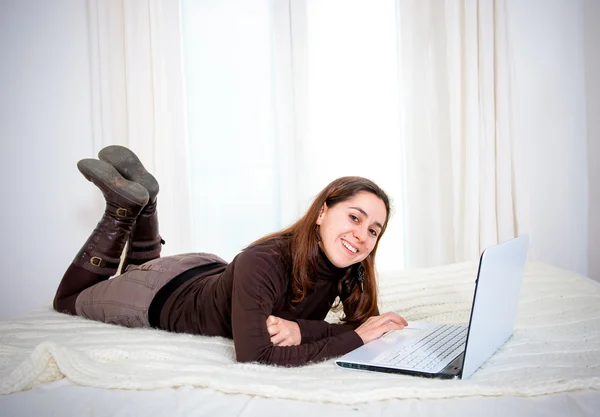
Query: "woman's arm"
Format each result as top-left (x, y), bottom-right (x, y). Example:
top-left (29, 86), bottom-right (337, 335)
top-left (230, 249), bottom-right (364, 366)
top-left (265, 316), bottom-right (355, 346)
top-left (294, 319), bottom-right (357, 343)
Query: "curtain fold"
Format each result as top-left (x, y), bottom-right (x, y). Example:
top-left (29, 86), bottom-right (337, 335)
top-left (180, 0), bottom-right (527, 270)
top-left (396, 0), bottom-right (528, 268)
top-left (93, 0), bottom-right (586, 274)
top-left (87, 0), bottom-right (193, 256)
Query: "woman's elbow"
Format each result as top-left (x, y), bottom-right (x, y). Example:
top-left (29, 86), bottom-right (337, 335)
top-left (235, 348), bottom-right (284, 366)
top-left (235, 349), bottom-right (262, 364)
top-left (235, 348), bottom-right (307, 367)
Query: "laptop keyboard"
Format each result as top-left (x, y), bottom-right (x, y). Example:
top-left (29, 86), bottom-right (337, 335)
top-left (375, 324), bottom-right (468, 372)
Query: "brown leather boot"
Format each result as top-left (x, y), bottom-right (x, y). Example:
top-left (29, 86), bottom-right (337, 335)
top-left (98, 145), bottom-right (164, 270)
top-left (73, 158), bottom-right (150, 275)
top-left (53, 159), bottom-right (149, 315)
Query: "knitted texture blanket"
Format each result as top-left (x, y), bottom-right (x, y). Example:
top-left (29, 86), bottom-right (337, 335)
top-left (1, 262), bottom-right (599, 404)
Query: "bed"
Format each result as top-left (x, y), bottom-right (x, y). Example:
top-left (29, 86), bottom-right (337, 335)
top-left (1, 261), bottom-right (599, 416)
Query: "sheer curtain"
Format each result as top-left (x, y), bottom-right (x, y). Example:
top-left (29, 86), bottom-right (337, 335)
top-left (87, 0), bottom-right (193, 256)
top-left (180, 0), bottom-right (286, 262)
top-left (180, 0), bottom-right (406, 270)
top-left (299, 0), bottom-right (406, 272)
top-left (179, 0), bottom-right (590, 275)
top-left (180, 0), bottom-right (528, 271)
top-left (396, 0), bottom-right (528, 267)
top-left (179, 0), bottom-right (525, 270)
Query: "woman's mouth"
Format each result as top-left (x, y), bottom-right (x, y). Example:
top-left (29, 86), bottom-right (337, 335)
top-left (341, 239), bottom-right (358, 254)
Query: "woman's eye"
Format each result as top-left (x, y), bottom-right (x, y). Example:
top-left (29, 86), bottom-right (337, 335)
top-left (370, 229), bottom-right (378, 237)
top-left (349, 214), bottom-right (359, 222)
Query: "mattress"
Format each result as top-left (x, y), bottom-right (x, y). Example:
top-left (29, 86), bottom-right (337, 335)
top-left (1, 261), bottom-right (599, 416)
top-left (1, 379), bottom-right (599, 417)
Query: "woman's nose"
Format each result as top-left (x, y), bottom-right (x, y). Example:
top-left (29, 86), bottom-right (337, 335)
top-left (353, 226), bottom-right (368, 241)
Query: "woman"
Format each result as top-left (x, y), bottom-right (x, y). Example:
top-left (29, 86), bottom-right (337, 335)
top-left (53, 146), bottom-right (407, 366)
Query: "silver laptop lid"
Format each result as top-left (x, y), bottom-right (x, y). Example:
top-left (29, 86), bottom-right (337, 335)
top-left (461, 235), bottom-right (529, 378)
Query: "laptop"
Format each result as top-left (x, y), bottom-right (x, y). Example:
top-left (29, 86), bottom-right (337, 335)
top-left (336, 235), bottom-right (529, 379)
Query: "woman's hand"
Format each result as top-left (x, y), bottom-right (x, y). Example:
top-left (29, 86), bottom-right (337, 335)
top-left (354, 312), bottom-right (408, 344)
top-left (266, 315), bottom-right (302, 347)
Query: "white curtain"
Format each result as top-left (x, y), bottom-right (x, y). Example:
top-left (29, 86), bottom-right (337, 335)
top-left (396, 0), bottom-right (528, 267)
top-left (180, 0), bottom-right (287, 262)
top-left (87, 0), bottom-right (193, 256)
top-left (180, 0), bottom-right (407, 269)
top-left (299, 0), bottom-right (406, 272)
top-left (179, 0), bottom-right (526, 269)
top-left (181, 0), bottom-right (532, 270)
top-left (167, 0), bottom-right (590, 276)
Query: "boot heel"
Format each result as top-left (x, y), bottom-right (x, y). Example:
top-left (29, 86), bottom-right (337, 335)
top-left (77, 159), bottom-right (149, 207)
top-left (98, 145), bottom-right (159, 199)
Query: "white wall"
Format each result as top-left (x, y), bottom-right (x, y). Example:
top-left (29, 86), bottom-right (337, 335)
top-left (0, 0), bottom-right (98, 320)
top-left (584, 0), bottom-right (600, 282)
top-left (507, 0), bottom-right (590, 277)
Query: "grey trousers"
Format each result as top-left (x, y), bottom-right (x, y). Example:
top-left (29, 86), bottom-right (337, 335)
top-left (75, 252), bottom-right (227, 328)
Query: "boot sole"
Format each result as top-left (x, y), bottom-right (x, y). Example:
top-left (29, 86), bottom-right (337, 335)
top-left (77, 159), bottom-right (149, 207)
top-left (98, 145), bottom-right (159, 199)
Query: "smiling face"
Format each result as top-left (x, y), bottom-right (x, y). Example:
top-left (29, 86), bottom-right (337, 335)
top-left (316, 191), bottom-right (388, 268)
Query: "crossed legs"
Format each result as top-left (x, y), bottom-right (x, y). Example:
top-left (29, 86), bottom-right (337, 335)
top-left (53, 146), bottom-right (164, 315)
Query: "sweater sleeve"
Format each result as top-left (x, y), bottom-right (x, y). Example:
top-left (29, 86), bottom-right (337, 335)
top-left (295, 320), bottom-right (358, 343)
top-left (230, 248), bottom-right (363, 366)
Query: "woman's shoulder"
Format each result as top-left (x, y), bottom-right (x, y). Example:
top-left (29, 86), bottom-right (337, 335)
top-left (229, 235), bottom-right (293, 284)
top-left (231, 235), bottom-right (291, 270)
top-left (242, 234), bottom-right (292, 261)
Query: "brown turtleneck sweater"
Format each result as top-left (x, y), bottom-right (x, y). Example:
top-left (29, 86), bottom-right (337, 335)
top-left (156, 236), bottom-right (364, 366)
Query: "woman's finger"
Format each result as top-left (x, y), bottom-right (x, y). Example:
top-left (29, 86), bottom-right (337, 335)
top-left (389, 312), bottom-right (408, 326)
top-left (266, 315), bottom-right (279, 326)
top-left (385, 320), bottom-right (405, 332)
top-left (354, 312), bottom-right (410, 344)
top-left (270, 332), bottom-right (286, 345)
top-left (371, 313), bottom-right (406, 328)
top-left (266, 324), bottom-right (279, 336)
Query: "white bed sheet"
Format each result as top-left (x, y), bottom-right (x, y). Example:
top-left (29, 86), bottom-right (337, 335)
top-left (1, 379), bottom-right (599, 417)
top-left (1, 262), bottom-right (599, 416)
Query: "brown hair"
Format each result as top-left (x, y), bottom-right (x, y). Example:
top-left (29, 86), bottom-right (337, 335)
top-left (250, 176), bottom-right (391, 325)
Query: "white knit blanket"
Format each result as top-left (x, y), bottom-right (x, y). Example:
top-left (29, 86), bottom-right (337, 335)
top-left (1, 262), bottom-right (599, 404)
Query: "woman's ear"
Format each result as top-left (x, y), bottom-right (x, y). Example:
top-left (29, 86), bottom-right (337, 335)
top-left (316, 202), bottom-right (328, 225)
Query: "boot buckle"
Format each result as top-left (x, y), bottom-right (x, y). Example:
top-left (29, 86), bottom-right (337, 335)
top-left (116, 208), bottom-right (128, 218)
top-left (90, 256), bottom-right (104, 267)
